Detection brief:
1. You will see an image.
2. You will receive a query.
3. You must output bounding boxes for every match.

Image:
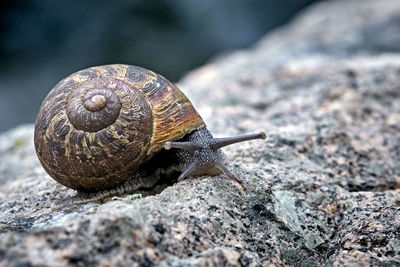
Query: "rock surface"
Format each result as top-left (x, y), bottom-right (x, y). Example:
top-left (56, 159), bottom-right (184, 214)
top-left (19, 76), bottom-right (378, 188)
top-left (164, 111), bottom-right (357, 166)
top-left (1, 0), bottom-right (400, 266)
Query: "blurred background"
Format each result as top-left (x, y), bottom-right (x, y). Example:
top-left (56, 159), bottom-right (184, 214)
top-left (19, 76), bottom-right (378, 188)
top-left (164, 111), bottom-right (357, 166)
top-left (0, 0), bottom-right (319, 133)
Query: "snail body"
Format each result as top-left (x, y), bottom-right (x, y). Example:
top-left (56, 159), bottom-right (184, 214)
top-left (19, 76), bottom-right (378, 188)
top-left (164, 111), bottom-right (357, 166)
top-left (34, 64), bottom-right (265, 204)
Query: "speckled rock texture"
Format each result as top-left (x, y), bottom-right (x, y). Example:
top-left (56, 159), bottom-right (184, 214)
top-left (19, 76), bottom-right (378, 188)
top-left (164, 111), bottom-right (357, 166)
top-left (1, 0), bottom-right (400, 266)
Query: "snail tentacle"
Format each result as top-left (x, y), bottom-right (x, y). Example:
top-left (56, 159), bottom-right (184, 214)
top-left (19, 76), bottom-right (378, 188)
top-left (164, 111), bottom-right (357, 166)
top-left (210, 132), bottom-right (266, 150)
top-left (164, 141), bottom-right (200, 152)
top-left (177, 161), bottom-right (197, 181)
top-left (214, 161), bottom-right (247, 191)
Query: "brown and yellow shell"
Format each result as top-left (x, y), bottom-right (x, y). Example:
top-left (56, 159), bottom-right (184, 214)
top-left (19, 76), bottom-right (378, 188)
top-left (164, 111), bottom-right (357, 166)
top-left (34, 64), bottom-right (205, 191)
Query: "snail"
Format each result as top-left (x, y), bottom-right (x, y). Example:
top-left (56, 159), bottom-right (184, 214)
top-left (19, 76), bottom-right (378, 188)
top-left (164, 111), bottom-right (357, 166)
top-left (34, 64), bottom-right (266, 207)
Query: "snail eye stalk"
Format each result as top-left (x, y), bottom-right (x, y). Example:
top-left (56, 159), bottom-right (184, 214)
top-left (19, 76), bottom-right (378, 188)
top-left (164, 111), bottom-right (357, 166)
top-left (165, 132), bottom-right (266, 152)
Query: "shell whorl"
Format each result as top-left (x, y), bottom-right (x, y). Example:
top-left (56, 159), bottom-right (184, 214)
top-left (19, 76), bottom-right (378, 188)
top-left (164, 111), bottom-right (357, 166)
top-left (34, 64), bottom-right (205, 191)
top-left (67, 87), bottom-right (122, 132)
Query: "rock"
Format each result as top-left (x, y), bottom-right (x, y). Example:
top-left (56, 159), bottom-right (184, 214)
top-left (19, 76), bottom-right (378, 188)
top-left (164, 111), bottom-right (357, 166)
top-left (1, 0), bottom-right (400, 266)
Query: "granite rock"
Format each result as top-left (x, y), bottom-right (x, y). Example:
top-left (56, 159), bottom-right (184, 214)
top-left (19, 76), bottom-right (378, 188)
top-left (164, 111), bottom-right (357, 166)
top-left (1, 0), bottom-right (400, 266)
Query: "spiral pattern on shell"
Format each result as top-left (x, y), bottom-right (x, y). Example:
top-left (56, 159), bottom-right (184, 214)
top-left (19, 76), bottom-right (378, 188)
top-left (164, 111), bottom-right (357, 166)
top-left (34, 64), bottom-right (204, 191)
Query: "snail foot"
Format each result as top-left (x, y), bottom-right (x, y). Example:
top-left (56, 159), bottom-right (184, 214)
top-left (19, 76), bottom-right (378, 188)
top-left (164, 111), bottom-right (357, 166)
top-left (51, 173), bottom-right (160, 210)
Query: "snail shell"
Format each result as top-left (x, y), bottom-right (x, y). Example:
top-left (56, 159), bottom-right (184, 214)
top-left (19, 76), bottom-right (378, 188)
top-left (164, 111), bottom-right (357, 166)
top-left (34, 64), bottom-right (204, 191)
